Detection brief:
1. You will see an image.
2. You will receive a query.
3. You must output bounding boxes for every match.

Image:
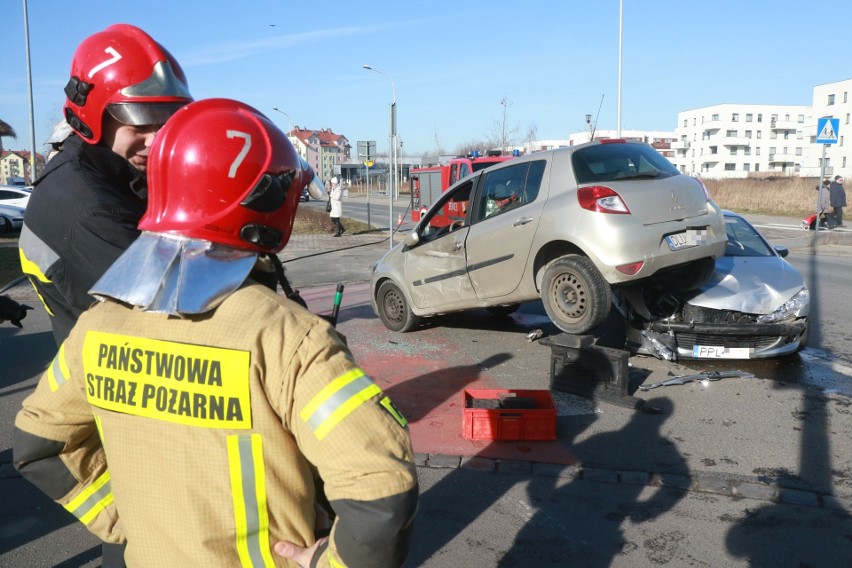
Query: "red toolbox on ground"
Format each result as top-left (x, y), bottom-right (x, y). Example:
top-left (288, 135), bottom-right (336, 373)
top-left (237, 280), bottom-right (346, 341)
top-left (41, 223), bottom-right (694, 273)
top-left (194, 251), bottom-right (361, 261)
top-left (462, 389), bottom-right (556, 441)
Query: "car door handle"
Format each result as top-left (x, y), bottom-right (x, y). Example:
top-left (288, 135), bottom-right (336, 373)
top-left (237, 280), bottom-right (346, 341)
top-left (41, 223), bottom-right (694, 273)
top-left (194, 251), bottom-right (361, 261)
top-left (453, 240), bottom-right (464, 251)
top-left (513, 217), bottom-right (534, 227)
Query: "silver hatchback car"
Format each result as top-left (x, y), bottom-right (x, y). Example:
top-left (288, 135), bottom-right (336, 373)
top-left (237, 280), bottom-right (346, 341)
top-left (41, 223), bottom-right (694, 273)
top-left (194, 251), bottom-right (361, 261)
top-left (371, 140), bottom-right (727, 334)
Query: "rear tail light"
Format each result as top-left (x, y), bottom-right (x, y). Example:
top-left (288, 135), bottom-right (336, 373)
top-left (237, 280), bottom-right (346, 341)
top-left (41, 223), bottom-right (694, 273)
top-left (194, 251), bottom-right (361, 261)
top-left (616, 261), bottom-right (644, 275)
top-left (577, 185), bottom-right (631, 214)
top-left (692, 176), bottom-right (711, 201)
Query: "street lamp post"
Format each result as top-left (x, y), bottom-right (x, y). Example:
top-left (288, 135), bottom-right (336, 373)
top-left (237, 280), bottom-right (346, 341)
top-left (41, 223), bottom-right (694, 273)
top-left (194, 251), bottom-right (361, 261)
top-left (22, 0), bottom-right (37, 183)
top-left (271, 107), bottom-right (292, 136)
top-left (363, 65), bottom-right (397, 249)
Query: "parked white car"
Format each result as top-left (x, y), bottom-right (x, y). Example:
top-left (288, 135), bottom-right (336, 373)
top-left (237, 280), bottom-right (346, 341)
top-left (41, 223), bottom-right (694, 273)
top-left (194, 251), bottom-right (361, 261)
top-left (0, 204), bottom-right (25, 235)
top-left (0, 185), bottom-right (32, 209)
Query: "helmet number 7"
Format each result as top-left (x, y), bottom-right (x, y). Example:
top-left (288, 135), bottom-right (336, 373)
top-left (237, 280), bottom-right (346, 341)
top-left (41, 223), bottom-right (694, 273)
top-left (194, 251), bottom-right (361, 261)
top-left (88, 47), bottom-right (123, 78)
top-left (226, 130), bottom-right (252, 178)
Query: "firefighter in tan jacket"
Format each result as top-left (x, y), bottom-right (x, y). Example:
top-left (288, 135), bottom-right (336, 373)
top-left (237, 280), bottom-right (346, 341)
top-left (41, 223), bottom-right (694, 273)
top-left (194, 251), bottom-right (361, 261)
top-left (14, 98), bottom-right (418, 567)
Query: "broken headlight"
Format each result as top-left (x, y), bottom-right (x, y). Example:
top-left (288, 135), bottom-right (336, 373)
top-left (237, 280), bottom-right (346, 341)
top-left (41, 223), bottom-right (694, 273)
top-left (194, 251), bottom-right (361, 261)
top-left (756, 288), bottom-right (809, 323)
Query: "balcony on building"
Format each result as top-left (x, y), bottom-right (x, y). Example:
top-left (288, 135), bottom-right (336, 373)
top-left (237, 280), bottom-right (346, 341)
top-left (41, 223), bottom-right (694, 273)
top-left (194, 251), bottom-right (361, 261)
top-left (770, 118), bottom-right (799, 130)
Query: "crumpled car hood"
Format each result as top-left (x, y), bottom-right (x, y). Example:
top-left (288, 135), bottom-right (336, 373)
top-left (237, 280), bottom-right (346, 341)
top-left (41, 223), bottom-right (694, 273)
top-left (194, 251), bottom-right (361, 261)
top-left (682, 256), bottom-right (805, 314)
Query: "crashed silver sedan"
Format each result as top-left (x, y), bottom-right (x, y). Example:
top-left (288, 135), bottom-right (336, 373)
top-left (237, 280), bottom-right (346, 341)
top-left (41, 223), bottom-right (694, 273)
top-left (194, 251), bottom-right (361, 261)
top-left (617, 211), bottom-right (809, 360)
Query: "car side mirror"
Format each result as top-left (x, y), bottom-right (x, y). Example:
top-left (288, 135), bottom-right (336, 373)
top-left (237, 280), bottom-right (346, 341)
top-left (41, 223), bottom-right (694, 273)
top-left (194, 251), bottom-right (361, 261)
top-left (774, 245), bottom-right (789, 258)
top-left (403, 231), bottom-right (420, 247)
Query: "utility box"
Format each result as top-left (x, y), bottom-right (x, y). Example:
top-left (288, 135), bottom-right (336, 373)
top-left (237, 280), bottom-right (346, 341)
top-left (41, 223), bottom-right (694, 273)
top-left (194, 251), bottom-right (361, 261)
top-left (462, 389), bottom-right (556, 441)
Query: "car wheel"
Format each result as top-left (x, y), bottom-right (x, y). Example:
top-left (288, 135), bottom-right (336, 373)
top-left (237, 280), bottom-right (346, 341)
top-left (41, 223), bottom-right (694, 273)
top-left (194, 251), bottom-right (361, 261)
top-left (485, 303), bottom-right (521, 317)
top-left (376, 281), bottom-right (421, 332)
top-left (541, 256), bottom-right (611, 335)
top-left (0, 217), bottom-right (10, 237)
top-left (657, 257), bottom-right (716, 293)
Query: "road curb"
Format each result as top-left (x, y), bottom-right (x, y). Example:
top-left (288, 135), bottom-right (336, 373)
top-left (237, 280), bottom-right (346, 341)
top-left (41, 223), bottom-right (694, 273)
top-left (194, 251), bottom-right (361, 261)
top-left (414, 452), bottom-right (852, 512)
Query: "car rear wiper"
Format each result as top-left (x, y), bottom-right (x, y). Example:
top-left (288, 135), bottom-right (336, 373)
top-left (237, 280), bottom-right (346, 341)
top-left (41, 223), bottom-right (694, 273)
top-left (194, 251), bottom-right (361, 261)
top-left (613, 171), bottom-right (661, 180)
top-left (638, 370), bottom-right (755, 391)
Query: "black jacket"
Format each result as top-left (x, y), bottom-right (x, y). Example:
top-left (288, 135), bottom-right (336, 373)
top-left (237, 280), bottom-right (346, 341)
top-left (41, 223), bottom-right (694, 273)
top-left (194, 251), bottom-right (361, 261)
top-left (19, 135), bottom-right (147, 344)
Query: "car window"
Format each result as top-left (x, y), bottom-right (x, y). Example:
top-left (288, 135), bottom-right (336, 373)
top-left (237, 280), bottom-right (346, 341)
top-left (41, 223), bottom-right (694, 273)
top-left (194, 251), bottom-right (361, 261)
top-left (419, 179), bottom-right (474, 243)
top-left (724, 216), bottom-right (773, 257)
top-left (0, 190), bottom-right (22, 200)
top-left (572, 143), bottom-right (679, 183)
top-left (476, 161), bottom-right (545, 221)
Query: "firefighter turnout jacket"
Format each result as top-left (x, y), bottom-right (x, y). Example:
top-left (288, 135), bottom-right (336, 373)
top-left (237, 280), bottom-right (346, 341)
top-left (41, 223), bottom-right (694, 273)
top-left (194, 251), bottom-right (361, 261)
top-left (14, 282), bottom-right (418, 567)
top-left (19, 134), bottom-right (147, 344)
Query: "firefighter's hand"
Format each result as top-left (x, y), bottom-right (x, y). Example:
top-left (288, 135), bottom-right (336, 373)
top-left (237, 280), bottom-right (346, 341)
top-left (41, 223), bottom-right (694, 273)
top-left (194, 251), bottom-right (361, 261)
top-left (273, 537), bottom-right (328, 568)
top-left (0, 296), bottom-right (33, 328)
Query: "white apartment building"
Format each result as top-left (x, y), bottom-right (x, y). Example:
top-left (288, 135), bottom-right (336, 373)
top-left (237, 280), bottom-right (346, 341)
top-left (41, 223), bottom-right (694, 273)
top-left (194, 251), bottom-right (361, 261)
top-left (521, 130), bottom-right (677, 157)
top-left (672, 78), bottom-right (852, 179)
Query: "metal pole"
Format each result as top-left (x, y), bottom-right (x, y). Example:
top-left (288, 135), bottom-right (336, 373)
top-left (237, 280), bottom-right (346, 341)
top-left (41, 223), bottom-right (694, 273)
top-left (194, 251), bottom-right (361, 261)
top-left (363, 65), bottom-right (396, 250)
top-left (617, 0), bottom-right (623, 138)
top-left (23, 0), bottom-right (37, 183)
top-left (366, 164), bottom-right (371, 228)
top-left (816, 143), bottom-right (827, 231)
top-left (271, 107), bottom-right (292, 134)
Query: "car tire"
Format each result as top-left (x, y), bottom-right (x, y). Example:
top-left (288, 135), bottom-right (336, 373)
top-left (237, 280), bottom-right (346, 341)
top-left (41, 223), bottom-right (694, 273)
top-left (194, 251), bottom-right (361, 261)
top-left (0, 217), bottom-right (10, 237)
top-left (376, 280), bottom-right (421, 332)
top-left (541, 255), bottom-right (611, 335)
top-left (485, 303), bottom-right (521, 317)
top-left (656, 257), bottom-right (716, 293)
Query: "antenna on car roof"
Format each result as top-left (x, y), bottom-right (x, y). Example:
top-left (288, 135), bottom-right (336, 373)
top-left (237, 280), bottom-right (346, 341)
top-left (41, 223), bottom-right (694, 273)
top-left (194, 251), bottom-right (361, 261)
top-left (591, 94), bottom-right (604, 141)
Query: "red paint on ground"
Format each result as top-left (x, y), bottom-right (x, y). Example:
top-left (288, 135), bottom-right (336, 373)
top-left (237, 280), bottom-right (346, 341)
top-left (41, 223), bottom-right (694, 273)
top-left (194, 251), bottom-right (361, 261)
top-left (302, 283), bottom-right (576, 465)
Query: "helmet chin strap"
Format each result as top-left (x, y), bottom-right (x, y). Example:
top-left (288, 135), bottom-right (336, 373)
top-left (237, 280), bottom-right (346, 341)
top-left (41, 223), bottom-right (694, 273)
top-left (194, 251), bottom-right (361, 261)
top-left (267, 253), bottom-right (307, 308)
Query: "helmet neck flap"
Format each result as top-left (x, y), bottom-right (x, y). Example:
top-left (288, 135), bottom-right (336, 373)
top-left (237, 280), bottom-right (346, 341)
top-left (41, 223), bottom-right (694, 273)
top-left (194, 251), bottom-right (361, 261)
top-left (90, 232), bottom-right (258, 315)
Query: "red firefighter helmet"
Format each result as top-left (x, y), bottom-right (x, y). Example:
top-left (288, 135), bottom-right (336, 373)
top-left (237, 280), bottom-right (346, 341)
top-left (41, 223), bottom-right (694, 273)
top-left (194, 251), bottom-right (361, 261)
top-left (63, 23), bottom-right (192, 144)
top-left (140, 98), bottom-right (312, 254)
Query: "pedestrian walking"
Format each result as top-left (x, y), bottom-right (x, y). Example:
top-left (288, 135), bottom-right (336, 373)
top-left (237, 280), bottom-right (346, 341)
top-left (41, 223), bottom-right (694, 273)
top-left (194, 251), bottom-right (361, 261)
top-left (329, 176), bottom-right (346, 236)
top-left (13, 98), bottom-right (418, 568)
top-left (829, 175), bottom-right (847, 227)
top-left (19, 23), bottom-right (193, 345)
top-left (817, 179), bottom-right (834, 229)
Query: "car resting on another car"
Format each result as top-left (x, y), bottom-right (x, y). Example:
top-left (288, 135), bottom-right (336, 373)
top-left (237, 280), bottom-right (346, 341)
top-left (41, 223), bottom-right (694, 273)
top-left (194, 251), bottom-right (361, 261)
top-left (614, 210), bottom-right (809, 360)
top-left (370, 139), bottom-right (727, 334)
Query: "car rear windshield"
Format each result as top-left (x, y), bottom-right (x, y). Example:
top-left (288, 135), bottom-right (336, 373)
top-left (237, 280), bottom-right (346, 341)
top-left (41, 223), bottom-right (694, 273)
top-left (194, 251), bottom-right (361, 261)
top-left (572, 142), bottom-right (679, 184)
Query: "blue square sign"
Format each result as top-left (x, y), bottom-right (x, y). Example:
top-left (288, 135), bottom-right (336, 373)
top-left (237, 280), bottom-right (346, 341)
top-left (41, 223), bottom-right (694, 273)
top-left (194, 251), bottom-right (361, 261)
top-left (816, 118), bottom-right (839, 144)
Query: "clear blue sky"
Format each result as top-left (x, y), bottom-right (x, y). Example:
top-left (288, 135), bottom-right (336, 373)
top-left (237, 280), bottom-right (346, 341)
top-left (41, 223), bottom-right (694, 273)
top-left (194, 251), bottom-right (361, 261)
top-left (3, 0), bottom-right (851, 158)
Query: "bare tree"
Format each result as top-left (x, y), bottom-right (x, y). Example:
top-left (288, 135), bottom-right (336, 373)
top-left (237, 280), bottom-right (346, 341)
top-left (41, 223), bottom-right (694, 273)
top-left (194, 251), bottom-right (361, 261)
top-left (431, 124), bottom-right (446, 156)
top-left (524, 123), bottom-right (538, 153)
top-left (486, 97), bottom-right (519, 152)
top-left (0, 119), bottom-right (17, 152)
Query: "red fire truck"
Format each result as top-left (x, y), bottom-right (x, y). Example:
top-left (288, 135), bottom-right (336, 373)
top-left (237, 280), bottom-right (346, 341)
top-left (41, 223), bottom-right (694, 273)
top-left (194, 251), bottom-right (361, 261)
top-left (410, 150), bottom-right (518, 225)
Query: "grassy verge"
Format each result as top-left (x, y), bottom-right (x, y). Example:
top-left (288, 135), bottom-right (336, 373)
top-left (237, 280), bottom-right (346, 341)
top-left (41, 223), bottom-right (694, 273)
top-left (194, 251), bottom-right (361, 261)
top-left (292, 205), bottom-right (374, 234)
top-left (704, 177), bottom-right (819, 218)
top-left (0, 247), bottom-right (22, 288)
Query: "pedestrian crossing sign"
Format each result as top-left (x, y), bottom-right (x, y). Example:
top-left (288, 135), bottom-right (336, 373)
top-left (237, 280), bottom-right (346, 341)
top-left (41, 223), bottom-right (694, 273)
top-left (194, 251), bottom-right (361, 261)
top-left (816, 118), bottom-right (839, 144)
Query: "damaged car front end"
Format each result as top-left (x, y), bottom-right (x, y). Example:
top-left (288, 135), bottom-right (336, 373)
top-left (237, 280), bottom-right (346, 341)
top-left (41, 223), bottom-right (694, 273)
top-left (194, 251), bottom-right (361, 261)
top-left (616, 211), bottom-right (809, 360)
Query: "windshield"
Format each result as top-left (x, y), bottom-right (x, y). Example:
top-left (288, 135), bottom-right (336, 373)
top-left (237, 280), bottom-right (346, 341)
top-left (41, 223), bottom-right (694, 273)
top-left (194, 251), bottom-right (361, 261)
top-left (723, 215), bottom-right (774, 257)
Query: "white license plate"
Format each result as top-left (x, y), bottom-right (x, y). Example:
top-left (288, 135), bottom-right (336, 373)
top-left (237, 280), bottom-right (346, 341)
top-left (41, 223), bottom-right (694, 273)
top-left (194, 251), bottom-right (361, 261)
top-left (692, 346), bottom-right (752, 359)
top-left (666, 228), bottom-right (708, 251)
